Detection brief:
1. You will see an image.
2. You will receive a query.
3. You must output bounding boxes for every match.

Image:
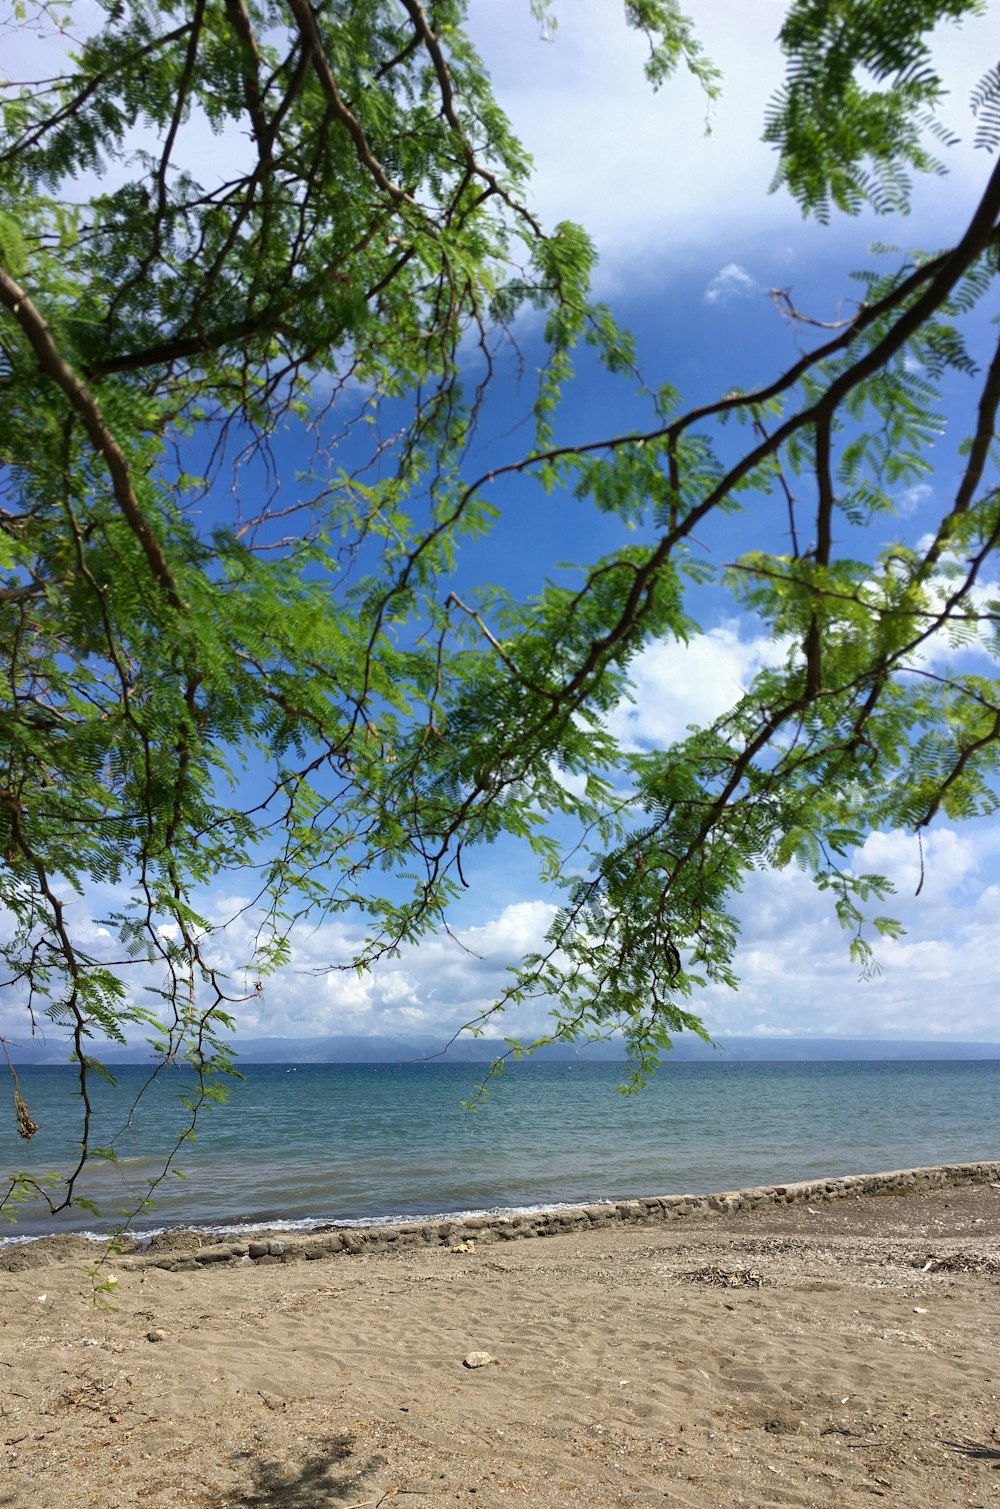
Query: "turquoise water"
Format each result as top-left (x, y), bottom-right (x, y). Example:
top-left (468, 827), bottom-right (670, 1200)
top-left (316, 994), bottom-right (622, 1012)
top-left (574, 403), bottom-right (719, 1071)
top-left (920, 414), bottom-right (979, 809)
top-left (3, 1059), bottom-right (998, 1240)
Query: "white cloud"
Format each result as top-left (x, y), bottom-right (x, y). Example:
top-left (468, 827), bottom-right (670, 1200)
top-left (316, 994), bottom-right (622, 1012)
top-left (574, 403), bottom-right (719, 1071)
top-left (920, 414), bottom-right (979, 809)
top-left (704, 262), bottom-right (759, 305)
top-left (0, 890), bottom-right (564, 1051)
top-left (856, 827), bottom-right (981, 903)
top-left (467, 0), bottom-right (996, 279)
top-left (4, 834), bottom-right (998, 1053)
top-left (468, 0), bottom-right (791, 274)
top-left (892, 552), bottom-right (998, 672)
top-left (897, 482), bottom-right (934, 517)
top-left (695, 834), bottom-right (1000, 1042)
top-left (187, 898), bottom-right (559, 1044)
top-left (608, 620), bottom-right (787, 748)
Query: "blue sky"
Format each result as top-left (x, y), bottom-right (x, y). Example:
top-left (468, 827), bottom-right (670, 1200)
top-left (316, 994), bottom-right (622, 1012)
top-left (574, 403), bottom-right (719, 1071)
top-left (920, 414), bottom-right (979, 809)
top-left (2, 1), bottom-right (999, 1051)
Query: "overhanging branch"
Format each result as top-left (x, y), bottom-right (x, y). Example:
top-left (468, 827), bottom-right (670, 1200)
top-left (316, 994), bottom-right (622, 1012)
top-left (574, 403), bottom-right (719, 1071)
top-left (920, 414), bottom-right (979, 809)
top-left (0, 265), bottom-right (183, 609)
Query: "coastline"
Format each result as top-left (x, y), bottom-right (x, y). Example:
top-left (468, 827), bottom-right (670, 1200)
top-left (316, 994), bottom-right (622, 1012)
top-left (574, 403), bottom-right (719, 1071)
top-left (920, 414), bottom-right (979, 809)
top-left (4, 1156), bottom-right (999, 1270)
top-left (2, 1168), bottom-right (998, 1506)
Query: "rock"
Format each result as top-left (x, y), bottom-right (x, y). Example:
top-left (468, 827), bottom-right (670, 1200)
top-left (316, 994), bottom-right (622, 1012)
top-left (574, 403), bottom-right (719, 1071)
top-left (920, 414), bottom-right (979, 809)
top-left (304, 1235), bottom-right (344, 1258)
top-left (463, 1351), bottom-right (497, 1369)
top-left (146, 1328), bottom-right (166, 1342)
top-left (267, 1240), bottom-right (286, 1257)
top-left (248, 1242), bottom-right (269, 1259)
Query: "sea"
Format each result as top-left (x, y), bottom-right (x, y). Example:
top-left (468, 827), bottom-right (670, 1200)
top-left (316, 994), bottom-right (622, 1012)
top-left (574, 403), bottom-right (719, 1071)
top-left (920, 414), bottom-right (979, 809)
top-left (3, 1059), bottom-right (999, 1243)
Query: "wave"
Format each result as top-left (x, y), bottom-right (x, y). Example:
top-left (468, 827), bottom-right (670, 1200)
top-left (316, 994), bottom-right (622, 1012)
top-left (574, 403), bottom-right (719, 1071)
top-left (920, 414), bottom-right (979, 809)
top-left (0, 1198), bottom-right (596, 1249)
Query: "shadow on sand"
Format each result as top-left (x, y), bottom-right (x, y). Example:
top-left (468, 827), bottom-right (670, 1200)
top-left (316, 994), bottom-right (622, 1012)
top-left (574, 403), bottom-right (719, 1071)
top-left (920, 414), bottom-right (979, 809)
top-left (943, 1438), bottom-right (1000, 1467)
top-left (223, 1432), bottom-right (393, 1507)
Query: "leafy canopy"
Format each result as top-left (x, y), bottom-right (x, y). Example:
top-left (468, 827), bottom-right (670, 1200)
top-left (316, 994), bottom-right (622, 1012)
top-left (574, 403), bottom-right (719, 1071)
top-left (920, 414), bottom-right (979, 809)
top-left (1, 0), bottom-right (998, 1222)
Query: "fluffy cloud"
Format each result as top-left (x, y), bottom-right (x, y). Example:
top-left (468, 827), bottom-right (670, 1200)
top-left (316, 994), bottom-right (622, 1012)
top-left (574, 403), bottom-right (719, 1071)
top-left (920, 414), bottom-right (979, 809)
top-left (691, 833), bottom-right (1000, 1042)
top-left (704, 263), bottom-right (759, 305)
top-left (468, 0), bottom-right (790, 275)
top-left (897, 482), bottom-right (934, 517)
top-left (5, 820), bottom-right (997, 1054)
top-left (607, 620), bottom-right (787, 748)
top-left (855, 827), bottom-right (983, 904)
top-left (196, 836), bottom-right (1000, 1047)
top-left (0, 889), bottom-right (560, 1051)
top-left (272, 898), bottom-right (559, 1040)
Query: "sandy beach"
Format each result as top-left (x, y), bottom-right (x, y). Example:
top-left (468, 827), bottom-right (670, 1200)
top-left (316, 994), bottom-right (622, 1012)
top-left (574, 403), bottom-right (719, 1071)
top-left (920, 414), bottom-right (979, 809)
top-left (2, 1176), bottom-right (999, 1508)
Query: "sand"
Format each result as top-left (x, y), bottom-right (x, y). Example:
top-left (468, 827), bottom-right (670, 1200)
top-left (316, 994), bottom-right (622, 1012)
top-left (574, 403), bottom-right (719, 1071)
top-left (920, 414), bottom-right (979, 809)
top-left (1, 1180), bottom-right (999, 1508)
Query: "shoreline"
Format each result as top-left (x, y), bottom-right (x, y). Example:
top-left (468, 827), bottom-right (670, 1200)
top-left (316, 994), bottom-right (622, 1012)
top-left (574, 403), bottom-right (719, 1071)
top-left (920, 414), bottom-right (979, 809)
top-left (6, 1156), bottom-right (999, 1271)
top-left (2, 1165), bottom-right (999, 1506)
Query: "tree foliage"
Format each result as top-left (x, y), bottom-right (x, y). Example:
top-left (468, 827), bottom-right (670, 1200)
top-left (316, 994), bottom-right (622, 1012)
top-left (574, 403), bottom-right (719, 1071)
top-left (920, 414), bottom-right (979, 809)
top-left (1, 0), bottom-right (998, 1221)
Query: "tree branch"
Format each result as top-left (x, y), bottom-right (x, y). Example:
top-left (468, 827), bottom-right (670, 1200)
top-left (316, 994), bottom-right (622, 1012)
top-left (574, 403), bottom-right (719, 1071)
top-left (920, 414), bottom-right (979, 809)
top-left (0, 265), bottom-right (183, 608)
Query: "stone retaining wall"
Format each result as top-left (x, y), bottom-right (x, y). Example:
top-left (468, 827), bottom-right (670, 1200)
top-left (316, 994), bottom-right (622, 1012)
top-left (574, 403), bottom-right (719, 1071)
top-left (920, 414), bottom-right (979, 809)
top-left (132, 1159), bottom-right (1000, 1273)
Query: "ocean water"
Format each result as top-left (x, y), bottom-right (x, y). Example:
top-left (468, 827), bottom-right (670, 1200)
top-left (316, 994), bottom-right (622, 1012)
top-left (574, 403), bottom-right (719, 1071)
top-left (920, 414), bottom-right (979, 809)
top-left (3, 1059), bottom-right (998, 1241)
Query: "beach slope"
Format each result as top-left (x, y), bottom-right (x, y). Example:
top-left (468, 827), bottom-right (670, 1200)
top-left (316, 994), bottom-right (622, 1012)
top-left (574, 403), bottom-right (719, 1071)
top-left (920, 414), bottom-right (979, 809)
top-left (2, 1178), bottom-right (998, 1507)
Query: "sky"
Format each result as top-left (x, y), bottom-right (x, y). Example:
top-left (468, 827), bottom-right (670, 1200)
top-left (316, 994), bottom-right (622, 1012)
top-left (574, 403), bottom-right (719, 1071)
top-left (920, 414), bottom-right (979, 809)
top-left (2, 1), bottom-right (999, 1053)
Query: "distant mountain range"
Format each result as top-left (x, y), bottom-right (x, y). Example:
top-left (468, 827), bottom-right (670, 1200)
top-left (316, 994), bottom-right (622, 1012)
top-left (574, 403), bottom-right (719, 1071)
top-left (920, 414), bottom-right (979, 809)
top-left (10, 1031), bottom-right (1000, 1065)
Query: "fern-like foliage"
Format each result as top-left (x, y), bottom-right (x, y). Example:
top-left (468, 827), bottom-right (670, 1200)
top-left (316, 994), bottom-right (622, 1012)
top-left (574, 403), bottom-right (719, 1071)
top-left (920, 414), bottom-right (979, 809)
top-left (765, 0), bottom-right (985, 218)
top-left (971, 62), bottom-right (1000, 153)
